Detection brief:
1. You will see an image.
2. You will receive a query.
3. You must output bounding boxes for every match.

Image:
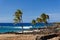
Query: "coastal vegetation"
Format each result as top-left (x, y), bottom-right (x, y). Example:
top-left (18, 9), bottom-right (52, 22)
top-left (41, 13), bottom-right (49, 24)
top-left (13, 10), bottom-right (50, 33)
top-left (36, 18), bottom-right (42, 23)
top-left (31, 13), bottom-right (49, 28)
top-left (14, 9), bottom-right (23, 23)
top-left (32, 19), bottom-right (36, 28)
top-left (32, 13), bottom-right (49, 23)
top-left (13, 9), bottom-right (49, 33)
top-left (14, 9), bottom-right (23, 33)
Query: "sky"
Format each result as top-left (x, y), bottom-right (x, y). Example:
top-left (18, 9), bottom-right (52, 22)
top-left (0, 0), bottom-right (60, 23)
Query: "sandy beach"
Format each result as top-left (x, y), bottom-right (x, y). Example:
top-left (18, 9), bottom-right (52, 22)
top-left (0, 33), bottom-right (59, 40)
top-left (0, 34), bottom-right (38, 40)
top-left (0, 33), bottom-right (48, 40)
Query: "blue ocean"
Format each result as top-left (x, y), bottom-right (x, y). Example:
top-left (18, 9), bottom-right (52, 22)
top-left (0, 23), bottom-right (53, 33)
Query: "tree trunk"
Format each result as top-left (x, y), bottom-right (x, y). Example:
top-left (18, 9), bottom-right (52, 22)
top-left (21, 16), bottom-right (23, 33)
top-left (22, 26), bottom-right (23, 33)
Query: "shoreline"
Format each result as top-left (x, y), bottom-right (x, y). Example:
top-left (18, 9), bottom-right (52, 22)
top-left (0, 33), bottom-right (37, 40)
top-left (0, 33), bottom-right (59, 40)
top-left (0, 24), bottom-right (59, 40)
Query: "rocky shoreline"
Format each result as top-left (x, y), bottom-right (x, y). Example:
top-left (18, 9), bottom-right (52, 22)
top-left (0, 24), bottom-right (60, 40)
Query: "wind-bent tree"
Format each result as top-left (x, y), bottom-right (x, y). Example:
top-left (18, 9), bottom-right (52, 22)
top-left (31, 13), bottom-right (49, 33)
top-left (14, 9), bottom-right (22, 23)
top-left (32, 19), bottom-right (36, 29)
top-left (41, 13), bottom-right (49, 24)
top-left (36, 18), bottom-right (42, 23)
top-left (31, 19), bottom-right (36, 33)
top-left (14, 9), bottom-right (23, 33)
top-left (41, 13), bottom-right (49, 27)
top-left (36, 18), bottom-right (42, 29)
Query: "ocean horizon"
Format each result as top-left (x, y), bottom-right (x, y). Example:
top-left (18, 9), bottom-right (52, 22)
top-left (0, 23), bottom-right (53, 33)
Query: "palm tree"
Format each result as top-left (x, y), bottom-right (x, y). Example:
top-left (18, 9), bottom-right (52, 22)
top-left (36, 18), bottom-right (42, 23)
top-left (46, 15), bottom-right (49, 21)
top-left (31, 19), bottom-right (36, 31)
top-left (32, 19), bottom-right (36, 26)
top-left (41, 13), bottom-right (49, 23)
top-left (14, 9), bottom-right (22, 23)
top-left (36, 18), bottom-right (42, 30)
top-left (14, 9), bottom-right (23, 33)
top-left (41, 13), bottom-right (49, 27)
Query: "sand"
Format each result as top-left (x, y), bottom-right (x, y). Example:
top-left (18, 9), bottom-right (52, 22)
top-left (0, 34), bottom-right (59, 40)
top-left (0, 34), bottom-right (38, 40)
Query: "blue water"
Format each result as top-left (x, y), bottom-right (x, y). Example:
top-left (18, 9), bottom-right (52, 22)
top-left (0, 23), bottom-right (53, 33)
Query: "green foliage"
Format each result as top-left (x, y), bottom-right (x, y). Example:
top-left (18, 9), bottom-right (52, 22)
top-left (31, 13), bottom-right (49, 28)
top-left (41, 13), bottom-right (49, 24)
top-left (41, 13), bottom-right (46, 20)
top-left (32, 19), bottom-right (36, 25)
top-left (13, 9), bottom-right (23, 33)
top-left (36, 18), bottom-right (42, 23)
top-left (14, 9), bottom-right (22, 24)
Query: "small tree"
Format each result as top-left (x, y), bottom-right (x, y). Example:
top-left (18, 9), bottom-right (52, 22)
top-left (41, 13), bottom-right (49, 27)
top-left (36, 17), bottom-right (42, 29)
top-left (36, 18), bottom-right (42, 23)
top-left (31, 19), bottom-right (36, 31)
top-left (14, 9), bottom-right (23, 33)
top-left (32, 19), bottom-right (36, 27)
